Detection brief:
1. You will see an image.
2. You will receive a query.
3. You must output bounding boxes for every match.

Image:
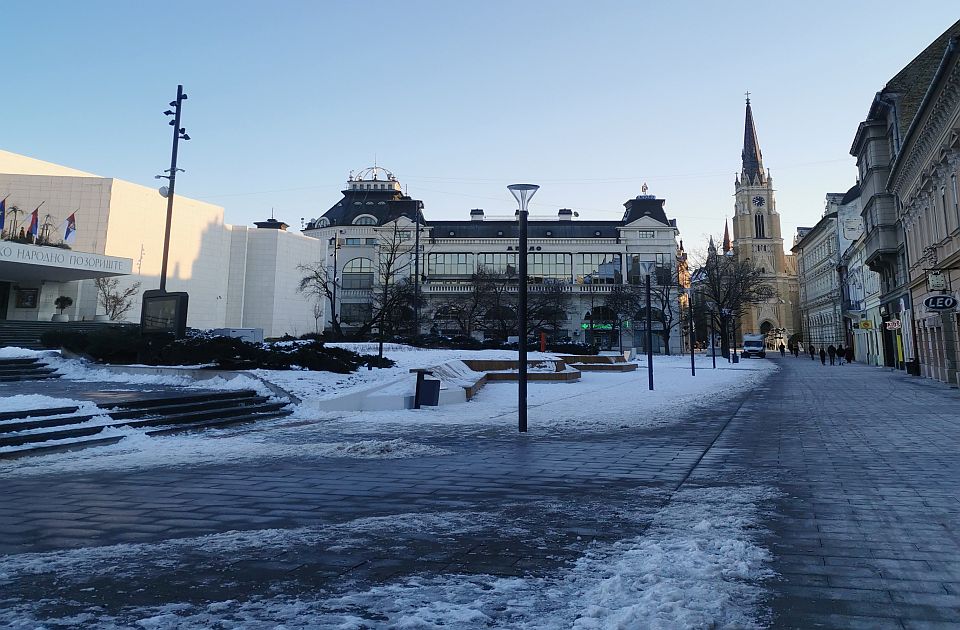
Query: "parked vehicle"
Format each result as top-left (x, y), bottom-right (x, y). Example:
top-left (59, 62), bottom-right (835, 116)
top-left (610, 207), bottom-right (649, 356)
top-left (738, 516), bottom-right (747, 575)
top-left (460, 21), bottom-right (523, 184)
top-left (741, 333), bottom-right (766, 358)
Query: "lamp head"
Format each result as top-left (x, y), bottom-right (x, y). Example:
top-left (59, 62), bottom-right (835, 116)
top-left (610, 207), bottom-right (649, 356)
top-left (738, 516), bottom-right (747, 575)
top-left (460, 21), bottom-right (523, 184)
top-left (507, 183), bottom-right (539, 211)
top-left (637, 260), bottom-right (656, 276)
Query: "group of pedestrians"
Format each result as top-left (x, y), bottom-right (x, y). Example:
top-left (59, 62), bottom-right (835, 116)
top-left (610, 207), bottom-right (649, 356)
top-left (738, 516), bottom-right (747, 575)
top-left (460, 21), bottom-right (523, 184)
top-left (805, 343), bottom-right (854, 365)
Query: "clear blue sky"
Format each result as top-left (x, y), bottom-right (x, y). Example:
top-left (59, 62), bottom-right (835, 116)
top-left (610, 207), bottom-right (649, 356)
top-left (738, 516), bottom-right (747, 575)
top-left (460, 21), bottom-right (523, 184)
top-left (4, 2), bottom-right (958, 250)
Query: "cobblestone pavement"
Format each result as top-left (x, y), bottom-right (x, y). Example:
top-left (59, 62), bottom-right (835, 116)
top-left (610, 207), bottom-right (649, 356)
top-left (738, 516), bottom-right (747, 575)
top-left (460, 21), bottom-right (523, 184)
top-left (1, 358), bottom-right (958, 628)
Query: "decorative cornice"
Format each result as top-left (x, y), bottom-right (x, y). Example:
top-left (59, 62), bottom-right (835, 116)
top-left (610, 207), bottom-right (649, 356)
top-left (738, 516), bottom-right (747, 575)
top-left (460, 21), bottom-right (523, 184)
top-left (889, 52), bottom-right (960, 197)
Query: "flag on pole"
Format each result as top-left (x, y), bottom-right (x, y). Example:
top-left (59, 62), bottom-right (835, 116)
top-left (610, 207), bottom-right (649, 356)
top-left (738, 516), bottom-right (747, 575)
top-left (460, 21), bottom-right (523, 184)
top-left (64, 212), bottom-right (77, 243)
top-left (27, 208), bottom-right (39, 237)
top-left (0, 198), bottom-right (6, 232)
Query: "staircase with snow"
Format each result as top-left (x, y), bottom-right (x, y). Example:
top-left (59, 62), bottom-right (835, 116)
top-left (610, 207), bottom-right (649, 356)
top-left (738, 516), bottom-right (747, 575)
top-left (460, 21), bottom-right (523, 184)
top-left (0, 357), bottom-right (60, 382)
top-left (0, 390), bottom-right (292, 459)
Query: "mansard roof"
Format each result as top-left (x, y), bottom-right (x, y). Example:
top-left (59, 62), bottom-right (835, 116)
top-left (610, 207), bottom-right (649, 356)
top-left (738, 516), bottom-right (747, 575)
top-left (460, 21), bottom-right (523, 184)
top-left (840, 183), bottom-right (861, 206)
top-left (426, 220), bottom-right (622, 240)
top-left (308, 187), bottom-right (424, 228)
top-left (620, 196), bottom-right (671, 226)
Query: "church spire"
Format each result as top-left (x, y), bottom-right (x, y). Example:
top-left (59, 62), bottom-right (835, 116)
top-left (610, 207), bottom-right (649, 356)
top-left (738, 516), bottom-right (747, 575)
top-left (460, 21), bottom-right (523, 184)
top-left (722, 220), bottom-right (732, 254)
top-left (741, 93), bottom-right (765, 185)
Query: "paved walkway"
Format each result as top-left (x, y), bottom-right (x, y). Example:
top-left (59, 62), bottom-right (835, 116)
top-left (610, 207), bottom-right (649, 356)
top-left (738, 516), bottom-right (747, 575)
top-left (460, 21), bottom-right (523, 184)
top-left (1, 358), bottom-right (959, 627)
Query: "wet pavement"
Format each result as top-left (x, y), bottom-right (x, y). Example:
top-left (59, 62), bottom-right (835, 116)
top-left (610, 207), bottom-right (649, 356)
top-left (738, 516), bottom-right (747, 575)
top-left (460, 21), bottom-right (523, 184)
top-left (1, 357), bottom-right (959, 628)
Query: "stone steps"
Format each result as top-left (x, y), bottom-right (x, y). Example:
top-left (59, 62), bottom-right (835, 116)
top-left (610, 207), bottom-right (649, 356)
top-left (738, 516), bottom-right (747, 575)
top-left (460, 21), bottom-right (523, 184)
top-left (0, 389), bottom-right (292, 459)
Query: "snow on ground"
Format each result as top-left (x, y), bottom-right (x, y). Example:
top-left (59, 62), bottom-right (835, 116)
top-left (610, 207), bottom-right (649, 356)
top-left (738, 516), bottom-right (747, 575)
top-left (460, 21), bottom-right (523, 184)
top-left (45, 355), bottom-right (277, 398)
top-left (0, 348), bottom-right (775, 476)
top-left (0, 393), bottom-right (99, 416)
top-left (0, 485), bottom-right (780, 629)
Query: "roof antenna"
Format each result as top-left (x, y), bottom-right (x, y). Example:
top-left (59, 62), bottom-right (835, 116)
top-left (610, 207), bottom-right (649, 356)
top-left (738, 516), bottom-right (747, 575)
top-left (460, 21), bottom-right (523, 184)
top-left (271, 207), bottom-right (275, 220)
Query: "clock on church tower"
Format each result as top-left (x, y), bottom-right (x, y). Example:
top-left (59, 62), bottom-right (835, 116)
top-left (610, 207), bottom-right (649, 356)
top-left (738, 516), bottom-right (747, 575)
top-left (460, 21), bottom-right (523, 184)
top-left (752, 195), bottom-right (765, 207)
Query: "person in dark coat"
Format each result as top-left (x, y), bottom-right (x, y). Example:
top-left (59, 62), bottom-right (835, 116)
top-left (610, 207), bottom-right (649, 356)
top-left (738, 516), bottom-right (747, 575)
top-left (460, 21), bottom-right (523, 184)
top-left (779, 343), bottom-right (786, 357)
top-left (809, 344), bottom-right (816, 360)
top-left (827, 344), bottom-right (837, 366)
top-left (793, 345), bottom-right (800, 358)
top-left (836, 344), bottom-right (845, 365)
top-left (845, 346), bottom-right (854, 364)
top-left (819, 347), bottom-right (827, 365)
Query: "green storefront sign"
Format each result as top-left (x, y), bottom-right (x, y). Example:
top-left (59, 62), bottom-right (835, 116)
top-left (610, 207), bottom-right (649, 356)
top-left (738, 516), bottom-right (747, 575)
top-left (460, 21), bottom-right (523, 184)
top-left (581, 321), bottom-right (631, 331)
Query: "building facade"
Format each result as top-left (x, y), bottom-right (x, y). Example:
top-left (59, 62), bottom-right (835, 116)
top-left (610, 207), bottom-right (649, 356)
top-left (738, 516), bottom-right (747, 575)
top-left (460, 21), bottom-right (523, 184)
top-left (303, 168), bottom-right (687, 352)
top-left (888, 33), bottom-right (960, 387)
top-left (730, 98), bottom-right (800, 346)
top-left (0, 150), bottom-right (323, 337)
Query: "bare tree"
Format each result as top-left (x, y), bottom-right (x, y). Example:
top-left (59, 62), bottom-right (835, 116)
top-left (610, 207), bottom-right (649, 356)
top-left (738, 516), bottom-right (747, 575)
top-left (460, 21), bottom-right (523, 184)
top-left (432, 269), bottom-right (498, 337)
top-left (95, 277), bottom-right (142, 321)
top-left (297, 261), bottom-right (344, 339)
top-left (526, 282), bottom-right (571, 338)
top-left (691, 246), bottom-right (776, 357)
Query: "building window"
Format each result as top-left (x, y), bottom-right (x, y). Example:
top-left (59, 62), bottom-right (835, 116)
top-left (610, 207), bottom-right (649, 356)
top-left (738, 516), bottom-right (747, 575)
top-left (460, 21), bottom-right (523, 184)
top-left (576, 253), bottom-right (622, 284)
top-left (315, 218), bottom-right (329, 228)
top-left (365, 238), bottom-right (377, 245)
top-left (345, 238), bottom-right (362, 246)
top-left (528, 253), bottom-right (572, 282)
top-left (427, 253), bottom-right (475, 277)
top-left (952, 174), bottom-right (959, 227)
top-left (627, 254), bottom-right (671, 285)
top-left (342, 257), bottom-right (374, 289)
top-left (353, 215), bottom-right (377, 226)
top-left (341, 302), bottom-right (372, 324)
top-left (637, 230), bottom-right (655, 238)
top-left (755, 213), bottom-right (765, 238)
top-left (477, 253), bottom-right (517, 275)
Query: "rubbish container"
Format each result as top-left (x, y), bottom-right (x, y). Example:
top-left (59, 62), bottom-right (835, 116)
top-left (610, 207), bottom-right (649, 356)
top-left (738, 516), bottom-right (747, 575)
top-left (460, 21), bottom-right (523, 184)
top-left (731, 353), bottom-right (740, 364)
top-left (412, 369), bottom-right (441, 408)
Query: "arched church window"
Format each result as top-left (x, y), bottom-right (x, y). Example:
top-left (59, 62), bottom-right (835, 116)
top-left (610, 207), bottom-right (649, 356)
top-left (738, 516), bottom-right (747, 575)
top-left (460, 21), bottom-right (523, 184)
top-left (754, 213), bottom-right (765, 239)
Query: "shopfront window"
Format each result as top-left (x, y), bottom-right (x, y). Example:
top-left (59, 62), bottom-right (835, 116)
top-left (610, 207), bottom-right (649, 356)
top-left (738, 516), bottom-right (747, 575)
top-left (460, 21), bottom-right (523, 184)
top-left (477, 253), bottom-right (516, 275)
top-left (427, 253), bottom-right (475, 277)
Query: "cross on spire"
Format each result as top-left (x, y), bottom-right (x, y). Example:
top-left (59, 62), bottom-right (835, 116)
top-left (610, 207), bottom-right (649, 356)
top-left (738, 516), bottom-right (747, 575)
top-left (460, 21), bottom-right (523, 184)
top-left (745, 90), bottom-right (751, 103)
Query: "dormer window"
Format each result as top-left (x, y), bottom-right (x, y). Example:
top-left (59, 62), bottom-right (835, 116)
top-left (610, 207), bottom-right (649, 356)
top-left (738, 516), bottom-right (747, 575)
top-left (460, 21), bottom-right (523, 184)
top-left (637, 230), bottom-right (655, 238)
top-left (315, 218), bottom-right (329, 228)
top-left (353, 215), bottom-right (378, 226)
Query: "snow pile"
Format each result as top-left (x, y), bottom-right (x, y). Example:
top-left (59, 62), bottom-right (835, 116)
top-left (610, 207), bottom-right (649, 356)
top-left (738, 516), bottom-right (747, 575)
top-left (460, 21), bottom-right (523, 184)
top-left (47, 356), bottom-right (275, 398)
top-left (0, 347), bottom-right (52, 359)
top-left (0, 394), bottom-right (99, 416)
top-left (0, 425), bottom-right (447, 476)
top-left (314, 438), bottom-right (451, 459)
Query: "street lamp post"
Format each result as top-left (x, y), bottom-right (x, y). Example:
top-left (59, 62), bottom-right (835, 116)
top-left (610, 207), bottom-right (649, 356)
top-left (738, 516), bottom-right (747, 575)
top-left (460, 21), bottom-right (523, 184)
top-left (508, 183), bottom-right (539, 433)
top-left (708, 309), bottom-right (717, 369)
top-left (157, 85), bottom-right (190, 292)
top-left (413, 201), bottom-right (422, 338)
top-left (637, 260), bottom-right (656, 390)
top-left (686, 287), bottom-right (695, 377)
top-left (329, 231), bottom-right (342, 331)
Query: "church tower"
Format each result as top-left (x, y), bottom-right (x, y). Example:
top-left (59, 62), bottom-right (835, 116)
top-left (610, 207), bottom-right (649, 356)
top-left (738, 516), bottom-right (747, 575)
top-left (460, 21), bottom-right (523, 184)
top-left (730, 95), bottom-right (799, 344)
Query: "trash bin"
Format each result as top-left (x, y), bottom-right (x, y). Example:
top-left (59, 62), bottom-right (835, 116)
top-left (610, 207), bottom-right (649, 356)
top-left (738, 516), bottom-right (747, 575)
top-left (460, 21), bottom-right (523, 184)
top-left (418, 378), bottom-right (441, 407)
top-left (732, 353), bottom-right (740, 364)
top-left (412, 369), bottom-right (441, 408)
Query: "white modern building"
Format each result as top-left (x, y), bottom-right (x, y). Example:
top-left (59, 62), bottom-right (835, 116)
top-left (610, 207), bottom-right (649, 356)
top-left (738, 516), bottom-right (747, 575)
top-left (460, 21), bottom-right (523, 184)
top-left (303, 168), bottom-right (687, 352)
top-left (0, 150), bottom-right (323, 337)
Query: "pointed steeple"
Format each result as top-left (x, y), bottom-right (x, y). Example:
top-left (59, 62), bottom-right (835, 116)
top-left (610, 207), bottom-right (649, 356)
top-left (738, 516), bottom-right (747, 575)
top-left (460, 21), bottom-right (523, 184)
top-left (708, 235), bottom-right (717, 255)
top-left (741, 93), bottom-right (765, 185)
top-left (722, 220), bottom-right (732, 254)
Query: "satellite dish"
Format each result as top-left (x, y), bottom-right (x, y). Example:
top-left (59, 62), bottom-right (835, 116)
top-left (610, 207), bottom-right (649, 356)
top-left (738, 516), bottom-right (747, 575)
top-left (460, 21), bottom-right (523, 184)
top-left (573, 212), bottom-right (579, 217)
top-left (159, 186), bottom-right (169, 198)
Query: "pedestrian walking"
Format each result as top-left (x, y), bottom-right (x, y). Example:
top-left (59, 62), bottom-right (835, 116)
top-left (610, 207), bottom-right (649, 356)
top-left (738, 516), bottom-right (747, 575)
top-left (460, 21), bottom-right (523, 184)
top-left (827, 344), bottom-right (836, 366)
top-left (836, 344), bottom-right (845, 365)
top-left (845, 346), bottom-right (854, 364)
top-left (809, 344), bottom-right (815, 360)
top-left (819, 347), bottom-right (826, 365)
top-left (793, 345), bottom-right (800, 358)
top-left (779, 342), bottom-right (786, 358)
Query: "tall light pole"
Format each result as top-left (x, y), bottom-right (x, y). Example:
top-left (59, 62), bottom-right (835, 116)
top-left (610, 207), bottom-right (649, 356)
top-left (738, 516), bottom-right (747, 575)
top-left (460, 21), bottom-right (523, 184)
top-left (708, 308), bottom-right (717, 369)
top-left (329, 231), bottom-right (343, 332)
top-left (413, 200), bottom-right (423, 338)
top-left (686, 287), bottom-right (695, 376)
top-left (637, 260), bottom-right (656, 390)
top-left (157, 85), bottom-right (190, 292)
top-left (508, 183), bottom-right (538, 433)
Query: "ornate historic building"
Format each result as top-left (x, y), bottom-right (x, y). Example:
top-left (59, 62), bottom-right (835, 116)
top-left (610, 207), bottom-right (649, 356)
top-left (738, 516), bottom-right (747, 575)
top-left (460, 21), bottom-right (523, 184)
top-left (730, 97), bottom-right (800, 346)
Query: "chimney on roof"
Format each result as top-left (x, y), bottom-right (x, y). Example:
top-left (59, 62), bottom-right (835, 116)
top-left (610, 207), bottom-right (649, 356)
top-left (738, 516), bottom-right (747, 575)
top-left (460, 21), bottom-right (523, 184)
top-left (558, 208), bottom-right (573, 221)
top-left (470, 208), bottom-right (484, 222)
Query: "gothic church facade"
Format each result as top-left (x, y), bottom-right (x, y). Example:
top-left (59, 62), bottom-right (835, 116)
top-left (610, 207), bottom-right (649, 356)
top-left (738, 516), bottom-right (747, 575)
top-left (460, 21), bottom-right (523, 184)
top-left (730, 98), bottom-right (800, 345)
